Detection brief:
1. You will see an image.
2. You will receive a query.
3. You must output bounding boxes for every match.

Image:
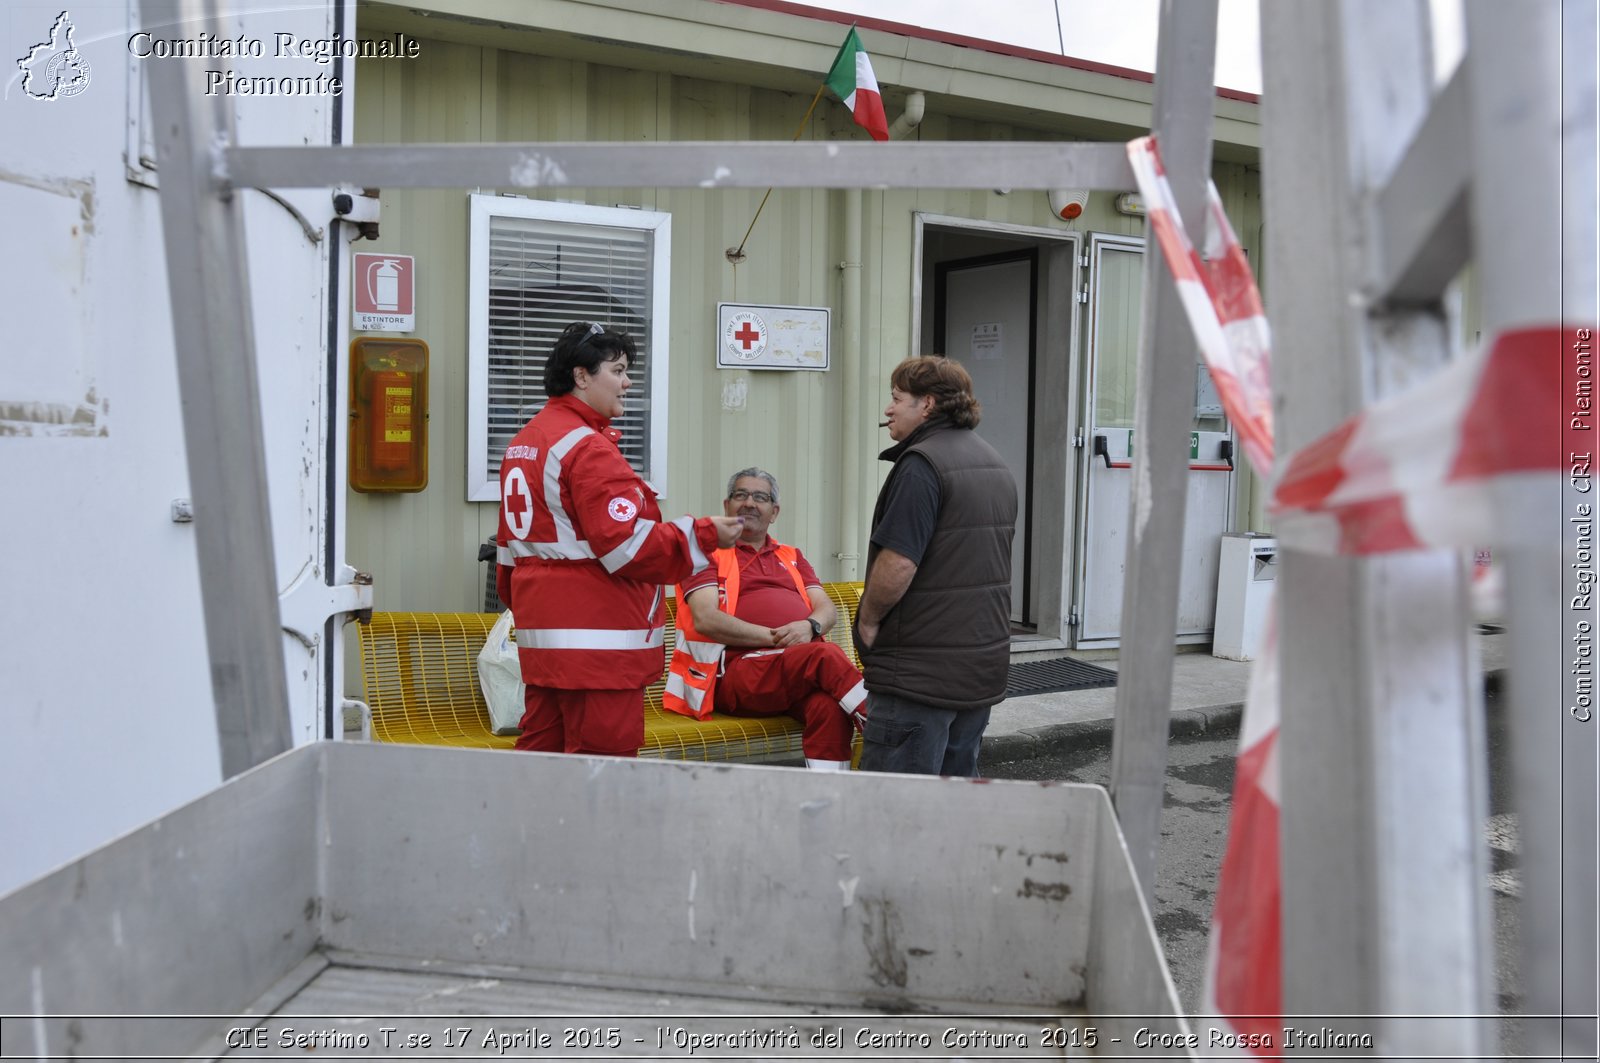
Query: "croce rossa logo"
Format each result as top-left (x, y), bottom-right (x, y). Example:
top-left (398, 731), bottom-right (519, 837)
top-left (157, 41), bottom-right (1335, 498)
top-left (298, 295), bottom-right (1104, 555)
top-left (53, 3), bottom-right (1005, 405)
top-left (16, 10), bottom-right (92, 100)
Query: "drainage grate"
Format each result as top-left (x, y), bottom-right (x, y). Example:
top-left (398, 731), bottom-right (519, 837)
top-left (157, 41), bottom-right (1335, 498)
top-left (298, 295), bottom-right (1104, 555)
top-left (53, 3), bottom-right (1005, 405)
top-left (1005, 656), bottom-right (1118, 698)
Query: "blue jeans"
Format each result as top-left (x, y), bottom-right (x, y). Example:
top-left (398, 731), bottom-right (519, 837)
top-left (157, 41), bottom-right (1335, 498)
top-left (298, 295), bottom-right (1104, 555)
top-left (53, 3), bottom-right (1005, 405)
top-left (856, 692), bottom-right (991, 777)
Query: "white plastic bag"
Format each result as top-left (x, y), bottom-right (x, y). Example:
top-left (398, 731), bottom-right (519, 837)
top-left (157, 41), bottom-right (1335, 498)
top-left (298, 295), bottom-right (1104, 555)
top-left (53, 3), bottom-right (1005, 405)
top-left (476, 609), bottom-right (525, 735)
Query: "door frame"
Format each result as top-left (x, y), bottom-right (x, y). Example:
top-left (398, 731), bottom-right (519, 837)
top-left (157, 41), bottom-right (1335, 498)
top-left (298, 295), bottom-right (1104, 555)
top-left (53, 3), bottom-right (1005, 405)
top-left (910, 212), bottom-right (1084, 650)
top-left (1075, 231), bottom-right (1146, 645)
top-left (1075, 231), bottom-right (1240, 646)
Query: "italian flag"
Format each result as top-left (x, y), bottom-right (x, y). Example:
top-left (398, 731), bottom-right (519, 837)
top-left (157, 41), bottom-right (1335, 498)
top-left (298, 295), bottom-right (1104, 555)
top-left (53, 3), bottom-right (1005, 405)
top-left (825, 27), bottom-right (889, 142)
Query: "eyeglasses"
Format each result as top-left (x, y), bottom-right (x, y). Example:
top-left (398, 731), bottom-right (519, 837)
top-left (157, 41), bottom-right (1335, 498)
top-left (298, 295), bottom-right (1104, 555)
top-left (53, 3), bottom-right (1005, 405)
top-left (727, 489), bottom-right (774, 504)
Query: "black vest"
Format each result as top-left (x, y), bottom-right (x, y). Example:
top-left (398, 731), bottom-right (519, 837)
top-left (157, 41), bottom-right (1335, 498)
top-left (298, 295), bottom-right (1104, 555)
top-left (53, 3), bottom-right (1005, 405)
top-left (863, 419), bottom-right (1017, 710)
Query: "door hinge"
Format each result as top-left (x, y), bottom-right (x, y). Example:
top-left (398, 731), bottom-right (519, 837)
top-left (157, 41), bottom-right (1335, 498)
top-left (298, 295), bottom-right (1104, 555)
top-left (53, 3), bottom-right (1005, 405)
top-left (1068, 611), bottom-right (1080, 627)
top-left (280, 566), bottom-right (375, 648)
top-left (1078, 286), bottom-right (1089, 304)
top-left (1080, 254), bottom-right (1090, 268)
top-left (1073, 427), bottom-right (1085, 449)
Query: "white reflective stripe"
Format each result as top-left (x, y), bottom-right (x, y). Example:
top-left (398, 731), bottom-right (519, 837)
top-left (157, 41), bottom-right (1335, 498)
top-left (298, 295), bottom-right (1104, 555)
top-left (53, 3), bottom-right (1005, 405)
top-left (663, 671), bottom-right (710, 710)
top-left (839, 680), bottom-right (867, 713)
top-left (507, 539), bottom-right (597, 561)
top-left (806, 759), bottom-right (851, 772)
top-left (496, 545), bottom-right (514, 566)
top-left (599, 518), bottom-right (657, 573)
top-left (515, 626), bottom-right (664, 650)
top-left (678, 638), bottom-right (724, 665)
top-left (673, 515), bottom-right (710, 575)
top-left (543, 426), bottom-right (595, 554)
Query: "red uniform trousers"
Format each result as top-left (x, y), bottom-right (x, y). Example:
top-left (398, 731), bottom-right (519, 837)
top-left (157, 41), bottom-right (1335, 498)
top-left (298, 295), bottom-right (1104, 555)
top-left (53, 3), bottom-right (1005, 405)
top-left (714, 641), bottom-right (864, 762)
top-left (516, 685), bottom-right (643, 757)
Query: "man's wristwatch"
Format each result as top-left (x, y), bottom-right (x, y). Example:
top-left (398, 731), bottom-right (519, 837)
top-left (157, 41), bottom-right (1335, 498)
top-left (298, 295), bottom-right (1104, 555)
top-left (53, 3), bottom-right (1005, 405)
top-left (806, 617), bottom-right (823, 639)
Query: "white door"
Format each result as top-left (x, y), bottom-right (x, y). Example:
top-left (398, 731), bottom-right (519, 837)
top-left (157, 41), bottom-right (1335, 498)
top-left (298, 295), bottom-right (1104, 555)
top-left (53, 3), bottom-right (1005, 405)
top-left (939, 252), bottom-right (1034, 624)
top-left (1075, 235), bottom-right (1235, 645)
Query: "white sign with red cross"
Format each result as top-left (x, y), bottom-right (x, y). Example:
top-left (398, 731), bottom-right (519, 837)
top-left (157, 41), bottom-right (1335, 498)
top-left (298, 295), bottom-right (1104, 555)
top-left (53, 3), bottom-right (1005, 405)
top-left (716, 303), bottom-right (830, 371)
top-left (353, 252), bottom-right (416, 332)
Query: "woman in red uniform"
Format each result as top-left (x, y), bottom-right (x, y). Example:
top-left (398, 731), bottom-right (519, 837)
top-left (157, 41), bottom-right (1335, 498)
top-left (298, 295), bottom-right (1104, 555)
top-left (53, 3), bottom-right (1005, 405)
top-left (496, 322), bottom-right (742, 756)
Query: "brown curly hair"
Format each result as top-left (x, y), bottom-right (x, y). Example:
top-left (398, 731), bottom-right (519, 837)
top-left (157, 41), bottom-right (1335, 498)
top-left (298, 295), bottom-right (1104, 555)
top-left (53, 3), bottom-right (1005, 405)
top-left (889, 355), bottom-right (981, 428)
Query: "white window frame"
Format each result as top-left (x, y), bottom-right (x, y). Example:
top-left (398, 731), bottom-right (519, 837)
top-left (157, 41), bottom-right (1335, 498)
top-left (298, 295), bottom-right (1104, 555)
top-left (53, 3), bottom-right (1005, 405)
top-left (466, 194), bottom-right (672, 502)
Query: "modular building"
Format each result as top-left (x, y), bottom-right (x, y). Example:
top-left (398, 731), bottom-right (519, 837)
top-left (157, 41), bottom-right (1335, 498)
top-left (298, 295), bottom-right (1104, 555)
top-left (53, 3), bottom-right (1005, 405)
top-left (0, 0), bottom-right (1261, 898)
top-left (345, 0), bottom-right (1265, 653)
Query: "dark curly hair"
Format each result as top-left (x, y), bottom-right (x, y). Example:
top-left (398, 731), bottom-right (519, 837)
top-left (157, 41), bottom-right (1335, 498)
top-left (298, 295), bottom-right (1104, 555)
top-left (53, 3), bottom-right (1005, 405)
top-left (889, 355), bottom-right (981, 428)
top-left (543, 322), bottom-right (637, 397)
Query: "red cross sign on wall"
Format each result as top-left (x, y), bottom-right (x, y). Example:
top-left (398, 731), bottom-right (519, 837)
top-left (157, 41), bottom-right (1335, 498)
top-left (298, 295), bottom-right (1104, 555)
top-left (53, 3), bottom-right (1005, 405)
top-left (733, 321), bottom-right (762, 350)
top-left (722, 309), bottom-right (769, 362)
top-left (715, 302), bottom-right (831, 372)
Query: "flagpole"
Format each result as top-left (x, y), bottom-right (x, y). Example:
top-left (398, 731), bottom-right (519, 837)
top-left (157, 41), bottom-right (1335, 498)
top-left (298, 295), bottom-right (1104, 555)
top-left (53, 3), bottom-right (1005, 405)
top-left (728, 83), bottom-right (830, 262)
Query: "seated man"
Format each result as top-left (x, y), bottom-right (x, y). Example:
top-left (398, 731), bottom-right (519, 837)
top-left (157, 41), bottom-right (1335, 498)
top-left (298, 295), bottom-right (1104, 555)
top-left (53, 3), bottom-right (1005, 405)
top-left (665, 468), bottom-right (867, 771)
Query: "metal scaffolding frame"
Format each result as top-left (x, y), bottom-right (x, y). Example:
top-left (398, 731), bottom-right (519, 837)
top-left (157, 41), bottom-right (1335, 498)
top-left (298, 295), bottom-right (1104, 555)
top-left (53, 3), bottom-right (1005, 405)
top-left (1106, 0), bottom-right (1217, 904)
top-left (1462, 3), bottom-right (1596, 1056)
top-left (1261, 1), bottom-right (1595, 1057)
top-left (1262, 3), bottom-right (1495, 1053)
top-left (146, 0), bottom-right (1595, 1050)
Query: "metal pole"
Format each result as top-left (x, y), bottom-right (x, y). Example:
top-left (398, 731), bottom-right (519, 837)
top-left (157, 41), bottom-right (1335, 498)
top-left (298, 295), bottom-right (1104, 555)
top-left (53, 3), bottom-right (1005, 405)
top-left (1261, 0), bottom-right (1494, 1053)
top-left (222, 141), bottom-right (1137, 192)
top-left (1107, 0), bottom-right (1217, 902)
top-left (145, 0), bottom-right (292, 775)
top-left (1464, 1), bottom-right (1598, 1057)
top-left (838, 189), bottom-right (864, 581)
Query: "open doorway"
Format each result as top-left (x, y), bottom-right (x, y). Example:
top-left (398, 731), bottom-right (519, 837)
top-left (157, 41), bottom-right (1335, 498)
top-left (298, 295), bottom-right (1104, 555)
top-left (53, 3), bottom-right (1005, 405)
top-left (916, 216), bottom-right (1081, 644)
top-left (935, 248), bottom-right (1037, 626)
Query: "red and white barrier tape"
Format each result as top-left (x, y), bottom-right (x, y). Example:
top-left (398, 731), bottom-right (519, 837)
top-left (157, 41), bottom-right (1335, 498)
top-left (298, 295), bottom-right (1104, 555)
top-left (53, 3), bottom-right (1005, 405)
top-left (1129, 134), bottom-right (1282, 1055)
top-left (1128, 133), bottom-right (1583, 1057)
top-left (1199, 610), bottom-right (1281, 1052)
top-left (1271, 326), bottom-right (1572, 554)
top-left (1127, 135), bottom-right (1274, 478)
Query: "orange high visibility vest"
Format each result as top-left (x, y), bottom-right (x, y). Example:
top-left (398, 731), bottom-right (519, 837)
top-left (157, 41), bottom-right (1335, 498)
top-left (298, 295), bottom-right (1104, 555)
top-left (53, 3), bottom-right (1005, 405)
top-left (663, 541), bottom-right (808, 719)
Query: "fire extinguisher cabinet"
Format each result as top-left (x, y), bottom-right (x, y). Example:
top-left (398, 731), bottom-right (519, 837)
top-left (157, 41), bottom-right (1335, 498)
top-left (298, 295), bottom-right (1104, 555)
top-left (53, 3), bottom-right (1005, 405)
top-left (349, 337), bottom-right (429, 492)
top-left (1213, 533), bottom-right (1276, 661)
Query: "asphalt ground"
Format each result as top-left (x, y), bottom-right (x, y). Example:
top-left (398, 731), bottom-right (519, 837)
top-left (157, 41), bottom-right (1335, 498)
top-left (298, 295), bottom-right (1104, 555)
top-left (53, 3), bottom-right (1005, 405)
top-left (982, 675), bottom-right (1525, 1050)
top-left (983, 714), bottom-right (1243, 1016)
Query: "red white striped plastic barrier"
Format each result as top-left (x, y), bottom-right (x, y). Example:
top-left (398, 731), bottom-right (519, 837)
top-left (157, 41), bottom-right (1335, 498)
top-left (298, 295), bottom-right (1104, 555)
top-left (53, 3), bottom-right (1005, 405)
top-left (1199, 610), bottom-right (1281, 1052)
top-left (1128, 133), bottom-right (1585, 1056)
top-left (1271, 326), bottom-right (1571, 554)
top-left (1127, 134), bottom-right (1282, 1055)
top-left (1126, 136), bottom-right (1275, 478)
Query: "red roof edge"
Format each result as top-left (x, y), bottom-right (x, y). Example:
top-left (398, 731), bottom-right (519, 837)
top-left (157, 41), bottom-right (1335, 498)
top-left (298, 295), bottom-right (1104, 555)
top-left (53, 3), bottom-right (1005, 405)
top-left (707, 0), bottom-right (1260, 104)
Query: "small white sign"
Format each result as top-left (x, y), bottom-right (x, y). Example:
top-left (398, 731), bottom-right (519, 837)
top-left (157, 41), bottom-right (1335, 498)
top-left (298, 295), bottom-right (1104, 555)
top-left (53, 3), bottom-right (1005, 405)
top-left (1195, 363), bottom-right (1224, 417)
top-left (353, 253), bottom-right (416, 332)
top-left (971, 322), bottom-right (1003, 362)
top-left (717, 303), bottom-right (829, 371)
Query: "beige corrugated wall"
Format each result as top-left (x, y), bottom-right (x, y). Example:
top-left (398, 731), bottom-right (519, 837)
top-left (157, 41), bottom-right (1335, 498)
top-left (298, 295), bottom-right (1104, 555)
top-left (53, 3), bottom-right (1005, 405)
top-left (345, 38), bottom-right (1263, 630)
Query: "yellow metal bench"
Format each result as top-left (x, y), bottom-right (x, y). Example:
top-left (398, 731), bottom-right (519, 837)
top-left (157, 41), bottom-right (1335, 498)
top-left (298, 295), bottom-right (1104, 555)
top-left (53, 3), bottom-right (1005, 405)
top-left (357, 582), bottom-right (864, 762)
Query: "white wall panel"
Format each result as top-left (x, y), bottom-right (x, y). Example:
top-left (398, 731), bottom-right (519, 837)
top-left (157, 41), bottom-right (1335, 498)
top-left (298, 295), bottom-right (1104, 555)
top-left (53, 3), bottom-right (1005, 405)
top-left (0, 0), bottom-right (342, 895)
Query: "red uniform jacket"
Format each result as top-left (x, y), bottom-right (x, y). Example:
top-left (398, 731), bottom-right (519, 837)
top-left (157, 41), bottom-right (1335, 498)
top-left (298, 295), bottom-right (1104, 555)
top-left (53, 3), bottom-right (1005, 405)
top-left (496, 394), bottom-right (717, 690)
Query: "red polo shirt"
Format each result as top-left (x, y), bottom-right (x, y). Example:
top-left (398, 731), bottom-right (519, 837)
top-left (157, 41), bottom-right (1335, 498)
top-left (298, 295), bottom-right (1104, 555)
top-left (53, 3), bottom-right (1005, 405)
top-left (681, 538), bottom-right (821, 660)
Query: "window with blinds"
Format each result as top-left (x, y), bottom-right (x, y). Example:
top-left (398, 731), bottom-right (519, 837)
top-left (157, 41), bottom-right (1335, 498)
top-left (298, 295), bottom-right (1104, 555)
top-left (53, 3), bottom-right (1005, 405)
top-left (467, 196), bottom-right (672, 502)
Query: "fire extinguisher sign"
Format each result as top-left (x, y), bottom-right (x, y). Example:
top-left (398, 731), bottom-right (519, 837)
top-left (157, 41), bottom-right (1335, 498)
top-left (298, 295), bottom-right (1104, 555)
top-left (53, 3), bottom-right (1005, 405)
top-left (353, 253), bottom-right (416, 332)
